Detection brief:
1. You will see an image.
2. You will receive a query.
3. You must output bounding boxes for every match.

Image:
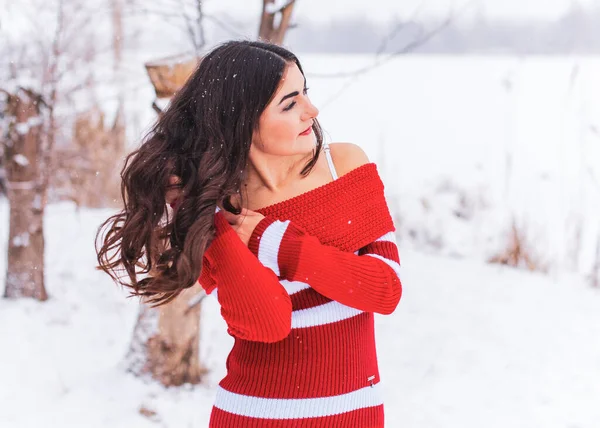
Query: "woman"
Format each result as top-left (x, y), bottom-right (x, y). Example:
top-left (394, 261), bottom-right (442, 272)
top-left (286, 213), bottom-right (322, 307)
top-left (96, 40), bottom-right (402, 427)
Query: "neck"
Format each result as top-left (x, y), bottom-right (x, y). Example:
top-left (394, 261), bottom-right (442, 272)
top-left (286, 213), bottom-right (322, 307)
top-left (243, 147), bottom-right (313, 193)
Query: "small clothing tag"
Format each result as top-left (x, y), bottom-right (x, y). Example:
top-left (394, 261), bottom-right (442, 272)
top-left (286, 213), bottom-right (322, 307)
top-left (367, 375), bottom-right (375, 387)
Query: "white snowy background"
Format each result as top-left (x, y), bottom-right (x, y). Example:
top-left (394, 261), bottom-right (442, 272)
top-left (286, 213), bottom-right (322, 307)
top-left (1, 1), bottom-right (600, 427)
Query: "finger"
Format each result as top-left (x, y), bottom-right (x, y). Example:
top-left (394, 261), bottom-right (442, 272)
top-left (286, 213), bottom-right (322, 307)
top-left (166, 189), bottom-right (182, 204)
top-left (165, 191), bottom-right (180, 205)
top-left (168, 175), bottom-right (181, 187)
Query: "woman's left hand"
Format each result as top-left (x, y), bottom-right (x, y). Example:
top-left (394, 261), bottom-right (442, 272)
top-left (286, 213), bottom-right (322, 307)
top-left (220, 208), bottom-right (266, 247)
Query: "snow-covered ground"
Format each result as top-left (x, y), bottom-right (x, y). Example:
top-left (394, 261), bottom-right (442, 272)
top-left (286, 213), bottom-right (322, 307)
top-left (1, 55), bottom-right (600, 427)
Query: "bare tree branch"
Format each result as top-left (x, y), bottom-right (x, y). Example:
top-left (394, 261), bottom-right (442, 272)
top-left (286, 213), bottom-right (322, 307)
top-left (178, 0), bottom-right (201, 54)
top-left (308, 5), bottom-right (478, 110)
top-left (123, 0), bottom-right (206, 53)
top-left (195, 0), bottom-right (205, 50)
top-left (308, 15), bottom-right (453, 80)
top-left (307, 1), bottom-right (478, 82)
top-left (375, 2), bottom-right (426, 55)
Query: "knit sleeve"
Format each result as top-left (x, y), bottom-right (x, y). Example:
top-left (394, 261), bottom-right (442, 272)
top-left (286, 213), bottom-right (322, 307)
top-left (198, 212), bottom-right (292, 343)
top-left (247, 216), bottom-right (402, 315)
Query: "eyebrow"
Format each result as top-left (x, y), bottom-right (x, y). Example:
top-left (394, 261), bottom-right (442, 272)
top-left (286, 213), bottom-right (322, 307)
top-left (278, 90), bottom-right (299, 105)
top-left (278, 78), bottom-right (308, 105)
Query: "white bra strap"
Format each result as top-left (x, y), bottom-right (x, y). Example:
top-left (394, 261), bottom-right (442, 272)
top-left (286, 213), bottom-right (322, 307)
top-left (323, 143), bottom-right (338, 180)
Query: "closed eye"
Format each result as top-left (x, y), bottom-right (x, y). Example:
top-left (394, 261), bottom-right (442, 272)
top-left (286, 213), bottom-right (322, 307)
top-left (283, 87), bottom-right (309, 111)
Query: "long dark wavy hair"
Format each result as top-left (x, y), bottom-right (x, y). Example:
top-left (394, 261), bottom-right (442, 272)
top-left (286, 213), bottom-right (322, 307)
top-left (95, 40), bottom-right (324, 306)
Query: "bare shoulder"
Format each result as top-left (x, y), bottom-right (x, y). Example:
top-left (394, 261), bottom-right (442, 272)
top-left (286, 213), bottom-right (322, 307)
top-left (328, 142), bottom-right (371, 176)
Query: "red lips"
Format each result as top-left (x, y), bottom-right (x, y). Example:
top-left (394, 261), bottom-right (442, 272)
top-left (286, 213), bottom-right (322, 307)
top-left (299, 126), bottom-right (312, 136)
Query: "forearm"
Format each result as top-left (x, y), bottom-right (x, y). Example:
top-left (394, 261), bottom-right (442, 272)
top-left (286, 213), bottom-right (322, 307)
top-left (248, 217), bottom-right (402, 314)
top-left (199, 213), bottom-right (292, 342)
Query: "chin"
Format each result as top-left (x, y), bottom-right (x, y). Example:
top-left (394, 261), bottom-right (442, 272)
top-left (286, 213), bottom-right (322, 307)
top-left (298, 133), bottom-right (317, 147)
top-left (297, 139), bottom-right (317, 155)
top-left (268, 136), bottom-right (315, 157)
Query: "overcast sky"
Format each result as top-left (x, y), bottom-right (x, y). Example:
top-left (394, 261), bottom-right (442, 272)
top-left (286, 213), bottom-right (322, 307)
top-left (204, 0), bottom-right (597, 22)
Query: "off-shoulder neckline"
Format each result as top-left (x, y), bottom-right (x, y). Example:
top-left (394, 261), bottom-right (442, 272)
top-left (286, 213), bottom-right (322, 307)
top-left (255, 162), bottom-right (377, 214)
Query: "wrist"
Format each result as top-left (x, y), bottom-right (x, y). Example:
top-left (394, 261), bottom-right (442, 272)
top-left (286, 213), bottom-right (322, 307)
top-left (247, 216), bottom-right (280, 258)
top-left (248, 217), bottom-right (306, 278)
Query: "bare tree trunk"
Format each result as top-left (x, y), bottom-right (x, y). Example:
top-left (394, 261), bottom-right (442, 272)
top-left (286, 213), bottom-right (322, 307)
top-left (259, 0), bottom-right (296, 45)
top-left (125, 284), bottom-right (208, 386)
top-left (1, 88), bottom-right (47, 301)
top-left (112, 0), bottom-right (123, 70)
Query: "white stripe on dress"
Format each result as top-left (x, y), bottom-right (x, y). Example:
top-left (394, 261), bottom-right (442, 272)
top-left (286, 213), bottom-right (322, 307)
top-left (375, 231), bottom-right (397, 244)
top-left (280, 279), bottom-right (310, 295)
top-left (257, 220), bottom-right (290, 277)
top-left (291, 300), bottom-right (363, 329)
top-left (364, 253), bottom-right (401, 279)
top-left (209, 280), bottom-right (309, 301)
top-left (214, 382), bottom-right (382, 419)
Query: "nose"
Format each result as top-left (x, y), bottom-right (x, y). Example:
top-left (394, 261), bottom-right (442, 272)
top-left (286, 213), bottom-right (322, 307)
top-left (302, 99), bottom-right (319, 121)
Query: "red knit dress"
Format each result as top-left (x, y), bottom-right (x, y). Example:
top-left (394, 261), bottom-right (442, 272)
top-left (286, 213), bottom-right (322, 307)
top-left (199, 162), bottom-right (402, 427)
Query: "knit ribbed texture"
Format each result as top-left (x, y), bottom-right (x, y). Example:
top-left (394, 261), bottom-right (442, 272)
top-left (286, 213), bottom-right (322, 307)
top-left (200, 213), bottom-right (292, 343)
top-left (200, 162), bottom-right (402, 427)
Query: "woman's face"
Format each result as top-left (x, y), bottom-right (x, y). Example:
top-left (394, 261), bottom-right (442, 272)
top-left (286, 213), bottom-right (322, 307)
top-left (252, 62), bottom-right (319, 156)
